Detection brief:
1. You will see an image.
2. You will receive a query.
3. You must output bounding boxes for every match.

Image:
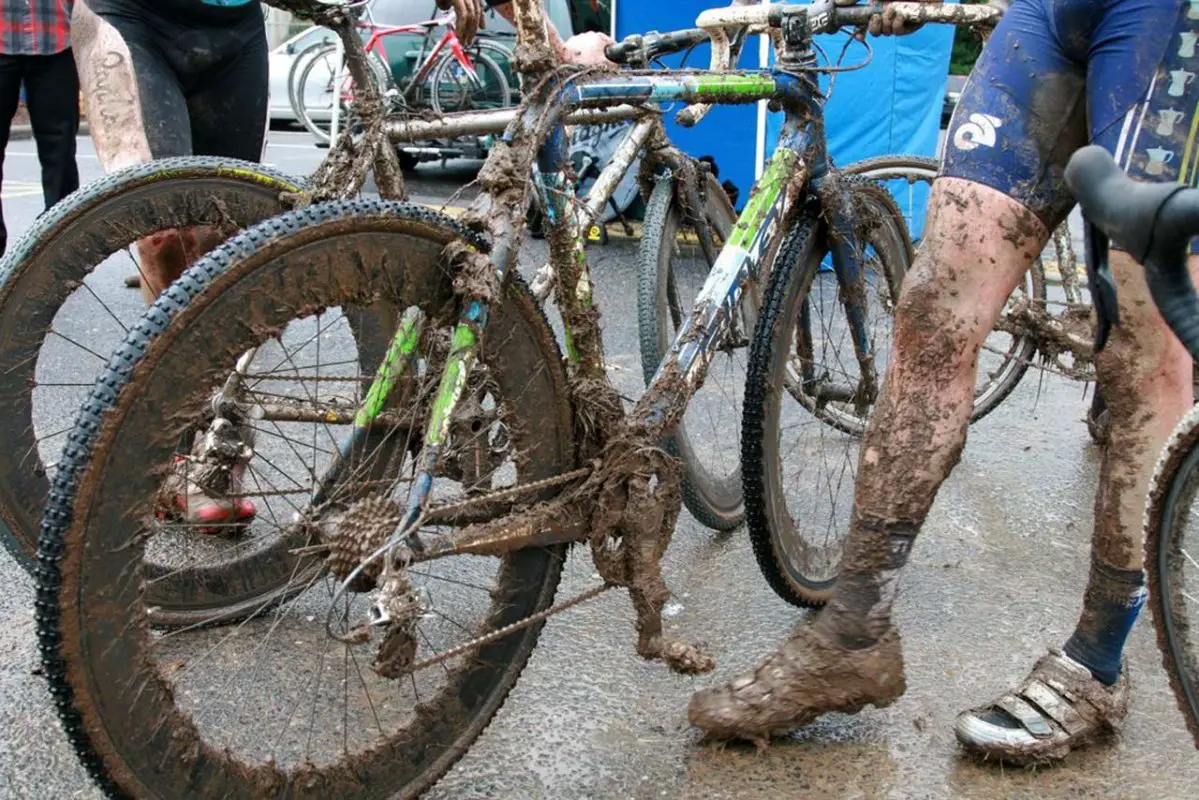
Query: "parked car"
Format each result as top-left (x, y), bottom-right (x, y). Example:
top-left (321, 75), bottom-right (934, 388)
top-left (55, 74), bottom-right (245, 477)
top-left (268, 25), bottom-right (336, 123)
top-left (942, 74), bottom-right (968, 129)
top-left (272, 1), bottom-right (603, 163)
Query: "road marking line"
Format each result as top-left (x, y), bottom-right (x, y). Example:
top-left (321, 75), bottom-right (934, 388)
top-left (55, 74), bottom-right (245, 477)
top-left (1, 181), bottom-right (43, 199)
top-left (4, 149), bottom-right (98, 160)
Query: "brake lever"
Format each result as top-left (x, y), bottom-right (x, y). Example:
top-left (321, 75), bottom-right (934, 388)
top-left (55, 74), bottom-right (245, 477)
top-left (1084, 218), bottom-right (1120, 352)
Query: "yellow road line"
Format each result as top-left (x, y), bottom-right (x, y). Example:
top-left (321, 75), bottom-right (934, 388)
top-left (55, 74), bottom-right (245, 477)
top-left (1, 181), bottom-right (42, 200)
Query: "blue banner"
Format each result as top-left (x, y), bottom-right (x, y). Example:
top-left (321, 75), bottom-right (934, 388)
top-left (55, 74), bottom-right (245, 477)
top-left (617, 2), bottom-right (954, 236)
top-left (764, 0), bottom-right (956, 238)
top-left (616, 1), bottom-right (763, 210)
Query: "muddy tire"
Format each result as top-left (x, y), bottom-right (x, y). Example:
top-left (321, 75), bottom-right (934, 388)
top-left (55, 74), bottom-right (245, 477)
top-left (637, 171), bottom-right (750, 531)
top-left (741, 178), bottom-right (911, 608)
top-left (1144, 404), bottom-right (1199, 748)
top-left (36, 201), bottom-right (575, 798)
top-left (843, 155), bottom-right (1045, 424)
top-left (0, 157), bottom-right (304, 576)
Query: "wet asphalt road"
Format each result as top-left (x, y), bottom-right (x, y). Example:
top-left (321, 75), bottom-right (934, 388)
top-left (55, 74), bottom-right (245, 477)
top-left (0, 129), bottom-right (1197, 799)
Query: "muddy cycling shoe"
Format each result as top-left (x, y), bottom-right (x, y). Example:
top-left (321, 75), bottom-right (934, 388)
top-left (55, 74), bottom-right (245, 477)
top-left (955, 649), bottom-right (1128, 765)
top-left (688, 624), bottom-right (907, 746)
top-left (158, 456), bottom-right (256, 534)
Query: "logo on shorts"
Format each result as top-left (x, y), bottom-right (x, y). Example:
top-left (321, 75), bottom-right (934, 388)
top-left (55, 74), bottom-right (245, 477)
top-left (953, 113), bottom-right (1003, 151)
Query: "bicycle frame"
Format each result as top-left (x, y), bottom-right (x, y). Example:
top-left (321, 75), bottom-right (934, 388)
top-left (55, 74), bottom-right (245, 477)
top-left (332, 18), bottom-right (484, 104)
top-left (288, 109), bottom-right (666, 507)
top-left (374, 24), bottom-right (874, 545)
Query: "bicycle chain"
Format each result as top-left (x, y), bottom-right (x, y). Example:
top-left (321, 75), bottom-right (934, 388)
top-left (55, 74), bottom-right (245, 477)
top-left (422, 466), bottom-right (593, 524)
top-left (405, 583), bottom-right (614, 675)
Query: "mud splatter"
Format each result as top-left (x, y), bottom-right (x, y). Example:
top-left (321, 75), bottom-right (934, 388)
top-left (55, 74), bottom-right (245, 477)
top-left (688, 625), bottom-right (906, 744)
top-left (1087, 252), bottom-right (1193, 571)
top-left (445, 241), bottom-right (500, 307)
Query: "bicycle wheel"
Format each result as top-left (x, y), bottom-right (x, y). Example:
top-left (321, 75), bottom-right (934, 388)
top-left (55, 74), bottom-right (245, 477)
top-left (37, 201), bottom-right (575, 798)
top-left (287, 38), bottom-right (337, 125)
top-left (844, 155), bottom-right (1045, 423)
top-left (0, 157), bottom-right (303, 580)
top-left (1145, 406), bottom-right (1199, 748)
top-left (428, 50), bottom-right (511, 115)
top-left (741, 177), bottom-right (912, 607)
top-left (637, 171), bottom-right (750, 531)
top-left (296, 44), bottom-right (392, 144)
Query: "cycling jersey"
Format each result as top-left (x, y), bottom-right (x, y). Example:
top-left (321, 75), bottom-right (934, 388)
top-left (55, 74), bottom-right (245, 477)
top-left (943, 0), bottom-right (1199, 243)
top-left (74, 0), bottom-right (267, 171)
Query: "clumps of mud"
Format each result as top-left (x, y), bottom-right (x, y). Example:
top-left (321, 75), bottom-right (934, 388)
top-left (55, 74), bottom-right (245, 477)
top-left (688, 624), bottom-right (906, 745)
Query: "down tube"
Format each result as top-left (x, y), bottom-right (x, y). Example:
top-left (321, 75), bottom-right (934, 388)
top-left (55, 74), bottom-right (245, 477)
top-left (635, 117), bottom-right (816, 437)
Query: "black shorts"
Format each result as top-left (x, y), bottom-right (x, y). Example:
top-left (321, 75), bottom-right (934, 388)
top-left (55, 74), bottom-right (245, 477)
top-left (76, 0), bottom-right (267, 164)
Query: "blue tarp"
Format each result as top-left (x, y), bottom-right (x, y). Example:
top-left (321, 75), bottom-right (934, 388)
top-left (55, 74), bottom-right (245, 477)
top-left (763, 1), bottom-right (956, 239)
top-left (615, 2), bottom-right (764, 209)
top-left (616, 2), bottom-right (955, 237)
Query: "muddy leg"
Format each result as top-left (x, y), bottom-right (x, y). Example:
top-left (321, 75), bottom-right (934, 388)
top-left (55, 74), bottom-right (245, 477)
top-left (816, 179), bottom-right (1048, 647)
top-left (1063, 251), bottom-right (1196, 680)
top-left (135, 226), bottom-right (224, 303)
top-left (951, 252), bottom-right (1193, 763)
top-left (689, 179), bottom-right (1048, 740)
top-left (73, 2), bottom-right (226, 303)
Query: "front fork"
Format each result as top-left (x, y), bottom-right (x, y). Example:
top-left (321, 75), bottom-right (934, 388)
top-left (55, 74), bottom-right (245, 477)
top-left (801, 169), bottom-right (878, 415)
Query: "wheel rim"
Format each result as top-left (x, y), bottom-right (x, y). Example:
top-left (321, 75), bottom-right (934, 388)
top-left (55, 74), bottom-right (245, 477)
top-left (1156, 439), bottom-right (1199, 740)
top-left (769, 201), bottom-right (904, 588)
top-left (40, 207), bottom-right (574, 796)
top-left (661, 186), bottom-right (753, 517)
top-left (0, 166), bottom-right (300, 592)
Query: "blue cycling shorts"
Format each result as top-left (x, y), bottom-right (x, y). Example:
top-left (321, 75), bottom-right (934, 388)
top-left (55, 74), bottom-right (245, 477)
top-left (943, 0), bottom-right (1199, 233)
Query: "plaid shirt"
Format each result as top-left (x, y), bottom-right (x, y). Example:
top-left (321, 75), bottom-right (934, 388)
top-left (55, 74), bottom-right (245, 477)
top-left (0, 0), bottom-right (73, 56)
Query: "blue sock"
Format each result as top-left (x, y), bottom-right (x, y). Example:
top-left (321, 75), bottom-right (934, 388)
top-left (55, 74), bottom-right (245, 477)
top-left (1062, 556), bottom-right (1146, 686)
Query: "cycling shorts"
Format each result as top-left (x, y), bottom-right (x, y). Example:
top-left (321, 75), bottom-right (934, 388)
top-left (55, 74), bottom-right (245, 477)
top-left (943, 0), bottom-right (1199, 235)
top-left (74, 0), bottom-right (267, 171)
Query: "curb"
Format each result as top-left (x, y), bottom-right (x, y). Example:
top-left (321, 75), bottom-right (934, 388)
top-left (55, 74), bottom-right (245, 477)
top-left (9, 121), bottom-right (89, 141)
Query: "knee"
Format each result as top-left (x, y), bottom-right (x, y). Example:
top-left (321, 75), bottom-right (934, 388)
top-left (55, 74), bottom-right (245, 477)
top-left (890, 264), bottom-right (983, 372)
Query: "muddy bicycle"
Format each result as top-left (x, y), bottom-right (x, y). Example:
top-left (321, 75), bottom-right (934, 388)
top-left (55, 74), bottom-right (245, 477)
top-left (0, 10), bottom-right (644, 580)
top-left (33, 2), bottom-right (997, 796)
top-left (1065, 145), bottom-right (1199, 749)
top-left (0, 0), bottom-right (909, 593)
